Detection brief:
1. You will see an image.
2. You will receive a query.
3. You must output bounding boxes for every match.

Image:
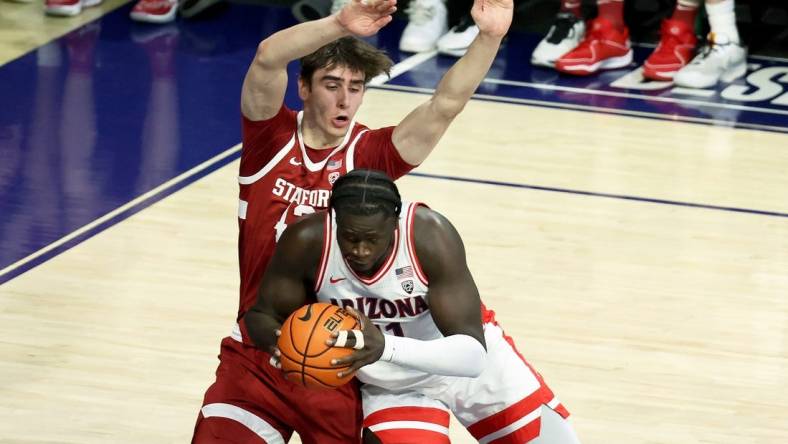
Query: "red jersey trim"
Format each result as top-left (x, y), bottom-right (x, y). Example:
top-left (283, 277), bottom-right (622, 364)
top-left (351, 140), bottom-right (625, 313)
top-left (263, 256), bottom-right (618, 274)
top-left (466, 384), bottom-right (561, 441)
top-left (343, 228), bottom-right (400, 286)
top-left (238, 134), bottom-right (295, 185)
top-left (465, 317), bottom-right (570, 441)
top-left (405, 203), bottom-right (429, 285)
top-left (314, 211), bottom-right (333, 293)
top-left (364, 406), bottom-right (450, 427)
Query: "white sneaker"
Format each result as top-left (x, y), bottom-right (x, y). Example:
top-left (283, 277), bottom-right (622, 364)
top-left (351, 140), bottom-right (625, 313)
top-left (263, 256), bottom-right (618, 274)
top-left (436, 14), bottom-right (478, 57)
top-left (673, 33), bottom-right (747, 89)
top-left (531, 12), bottom-right (586, 68)
top-left (45, 0), bottom-right (101, 17)
top-left (398, 0), bottom-right (448, 53)
top-left (330, 0), bottom-right (348, 15)
top-left (130, 0), bottom-right (178, 23)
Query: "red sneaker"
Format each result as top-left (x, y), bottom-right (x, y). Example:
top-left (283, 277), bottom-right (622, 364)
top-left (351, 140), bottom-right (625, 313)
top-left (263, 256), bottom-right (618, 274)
top-left (555, 17), bottom-right (633, 76)
top-left (643, 19), bottom-right (698, 81)
top-left (130, 0), bottom-right (178, 23)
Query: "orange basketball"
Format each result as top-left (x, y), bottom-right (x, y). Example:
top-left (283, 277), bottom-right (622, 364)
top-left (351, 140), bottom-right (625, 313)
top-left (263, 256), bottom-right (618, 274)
top-left (277, 302), bottom-right (360, 389)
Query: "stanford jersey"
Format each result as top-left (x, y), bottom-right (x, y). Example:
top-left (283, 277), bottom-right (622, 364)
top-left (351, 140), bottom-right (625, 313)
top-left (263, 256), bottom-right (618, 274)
top-left (236, 105), bottom-right (413, 322)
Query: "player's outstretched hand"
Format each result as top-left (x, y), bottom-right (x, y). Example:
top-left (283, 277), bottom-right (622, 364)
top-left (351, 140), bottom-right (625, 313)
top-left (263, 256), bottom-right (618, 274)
top-left (471, 0), bottom-right (513, 39)
top-left (337, 0), bottom-right (397, 37)
top-left (326, 306), bottom-right (385, 377)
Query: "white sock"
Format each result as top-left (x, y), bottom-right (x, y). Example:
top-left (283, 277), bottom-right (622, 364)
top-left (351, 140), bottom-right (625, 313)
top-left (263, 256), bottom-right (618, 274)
top-left (706, 0), bottom-right (740, 44)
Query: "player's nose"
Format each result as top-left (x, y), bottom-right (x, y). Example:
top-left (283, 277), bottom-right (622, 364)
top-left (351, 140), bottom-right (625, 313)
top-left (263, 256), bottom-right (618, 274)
top-left (337, 89), bottom-right (348, 108)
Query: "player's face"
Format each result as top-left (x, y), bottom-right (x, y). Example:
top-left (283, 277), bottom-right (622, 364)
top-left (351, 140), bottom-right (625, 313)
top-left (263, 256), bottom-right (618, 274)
top-left (336, 211), bottom-right (397, 277)
top-left (300, 65), bottom-right (366, 143)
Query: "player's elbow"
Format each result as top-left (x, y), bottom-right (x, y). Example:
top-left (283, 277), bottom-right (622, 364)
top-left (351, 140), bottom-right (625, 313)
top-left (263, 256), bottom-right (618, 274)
top-left (462, 340), bottom-right (488, 377)
top-left (431, 95), bottom-right (466, 121)
top-left (254, 39), bottom-right (281, 70)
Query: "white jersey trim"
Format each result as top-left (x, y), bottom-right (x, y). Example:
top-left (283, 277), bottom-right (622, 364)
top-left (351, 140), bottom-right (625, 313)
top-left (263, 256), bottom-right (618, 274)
top-left (201, 403), bottom-right (286, 444)
top-left (238, 134), bottom-right (295, 185)
top-left (404, 203), bottom-right (429, 285)
top-left (344, 128), bottom-right (368, 172)
top-left (314, 211), bottom-right (333, 292)
top-left (238, 199), bottom-right (248, 220)
top-left (296, 111), bottom-right (367, 172)
top-left (368, 420), bottom-right (449, 436)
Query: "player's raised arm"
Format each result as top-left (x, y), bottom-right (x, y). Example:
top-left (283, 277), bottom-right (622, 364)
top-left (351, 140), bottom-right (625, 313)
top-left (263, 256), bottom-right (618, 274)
top-left (241, 0), bottom-right (397, 121)
top-left (243, 215), bottom-right (325, 356)
top-left (390, 0), bottom-right (513, 165)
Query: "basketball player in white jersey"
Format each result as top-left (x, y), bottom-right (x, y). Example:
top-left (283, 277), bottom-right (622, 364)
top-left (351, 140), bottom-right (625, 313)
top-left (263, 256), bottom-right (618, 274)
top-left (245, 170), bottom-right (581, 444)
top-left (194, 1), bottom-right (515, 442)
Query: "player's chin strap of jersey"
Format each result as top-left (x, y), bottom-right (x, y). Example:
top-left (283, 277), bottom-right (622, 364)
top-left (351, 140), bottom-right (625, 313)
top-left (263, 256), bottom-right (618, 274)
top-left (379, 333), bottom-right (487, 377)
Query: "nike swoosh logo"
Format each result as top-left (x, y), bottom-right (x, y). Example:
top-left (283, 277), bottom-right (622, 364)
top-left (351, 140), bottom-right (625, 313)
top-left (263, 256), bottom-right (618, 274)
top-left (297, 304), bottom-right (313, 321)
top-left (289, 157), bottom-right (302, 166)
top-left (329, 276), bottom-right (346, 284)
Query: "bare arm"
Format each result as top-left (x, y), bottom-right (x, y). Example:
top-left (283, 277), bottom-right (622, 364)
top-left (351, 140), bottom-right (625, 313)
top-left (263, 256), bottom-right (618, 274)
top-left (391, 0), bottom-right (513, 165)
top-left (413, 207), bottom-right (485, 346)
top-left (243, 215), bottom-right (325, 354)
top-left (241, 0), bottom-right (397, 121)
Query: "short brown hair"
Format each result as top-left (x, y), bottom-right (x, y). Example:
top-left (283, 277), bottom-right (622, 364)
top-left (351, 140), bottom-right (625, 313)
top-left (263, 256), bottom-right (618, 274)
top-left (299, 37), bottom-right (393, 87)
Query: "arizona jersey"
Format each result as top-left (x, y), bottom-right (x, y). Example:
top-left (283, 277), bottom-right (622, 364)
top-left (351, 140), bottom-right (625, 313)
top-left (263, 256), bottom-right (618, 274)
top-left (315, 202), bottom-right (446, 391)
top-left (236, 105), bottom-right (413, 323)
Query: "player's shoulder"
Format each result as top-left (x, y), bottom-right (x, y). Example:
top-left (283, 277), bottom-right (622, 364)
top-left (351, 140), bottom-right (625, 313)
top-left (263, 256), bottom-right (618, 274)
top-left (353, 123), bottom-right (395, 142)
top-left (279, 212), bottom-right (326, 251)
top-left (412, 205), bottom-right (458, 246)
top-left (413, 205), bottom-right (448, 229)
top-left (242, 104), bottom-right (298, 135)
top-left (411, 205), bottom-right (465, 270)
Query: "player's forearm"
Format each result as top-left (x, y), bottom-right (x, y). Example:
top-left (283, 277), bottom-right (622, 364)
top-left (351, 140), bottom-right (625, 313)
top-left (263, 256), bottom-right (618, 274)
top-left (431, 33), bottom-right (503, 117)
top-left (379, 333), bottom-right (487, 377)
top-left (254, 15), bottom-right (350, 70)
top-left (242, 307), bottom-right (281, 353)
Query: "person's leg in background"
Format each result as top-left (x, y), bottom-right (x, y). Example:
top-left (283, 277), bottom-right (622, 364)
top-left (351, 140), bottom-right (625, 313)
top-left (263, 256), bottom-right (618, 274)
top-left (435, 0), bottom-right (478, 57)
top-left (642, 0), bottom-right (699, 80)
top-left (531, 0), bottom-right (587, 67)
top-left (673, 0), bottom-right (746, 88)
top-left (555, 0), bottom-right (633, 75)
top-left (399, 0), bottom-right (449, 53)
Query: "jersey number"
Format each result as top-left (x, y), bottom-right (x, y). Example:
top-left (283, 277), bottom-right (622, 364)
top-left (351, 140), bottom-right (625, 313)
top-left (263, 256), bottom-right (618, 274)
top-left (383, 322), bottom-right (404, 337)
top-left (274, 204), bottom-right (315, 241)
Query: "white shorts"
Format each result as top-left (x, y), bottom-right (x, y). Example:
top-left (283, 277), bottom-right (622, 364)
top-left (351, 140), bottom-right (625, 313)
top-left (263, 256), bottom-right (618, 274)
top-left (361, 322), bottom-right (570, 444)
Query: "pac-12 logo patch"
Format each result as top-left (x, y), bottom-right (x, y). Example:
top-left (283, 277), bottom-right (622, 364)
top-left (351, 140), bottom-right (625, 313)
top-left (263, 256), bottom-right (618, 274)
top-left (328, 172), bottom-right (341, 184)
top-left (401, 280), bottom-right (414, 294)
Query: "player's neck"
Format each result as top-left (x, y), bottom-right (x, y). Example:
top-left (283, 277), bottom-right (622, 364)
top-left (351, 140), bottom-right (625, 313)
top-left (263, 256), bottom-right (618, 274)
top-left (301, 118), bottom-right (345, 150)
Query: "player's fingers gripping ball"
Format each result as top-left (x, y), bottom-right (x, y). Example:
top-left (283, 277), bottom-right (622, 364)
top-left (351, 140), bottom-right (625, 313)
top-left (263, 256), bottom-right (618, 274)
top-left (277, 303), bottom-right (360, 389)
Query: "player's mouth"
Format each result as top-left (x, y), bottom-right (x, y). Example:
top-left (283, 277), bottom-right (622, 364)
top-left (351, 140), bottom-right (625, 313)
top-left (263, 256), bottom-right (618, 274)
top-left (331, 115), bottom-right (349, 129)
top-left (346, 257), bottom-right (372, 273)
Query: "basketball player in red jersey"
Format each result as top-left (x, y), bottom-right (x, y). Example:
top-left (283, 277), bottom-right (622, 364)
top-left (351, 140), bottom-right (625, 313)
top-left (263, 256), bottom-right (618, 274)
top-left (193, 0), bottom-right (513, 442)
top-left (245, 170), bottom-right (581, 443)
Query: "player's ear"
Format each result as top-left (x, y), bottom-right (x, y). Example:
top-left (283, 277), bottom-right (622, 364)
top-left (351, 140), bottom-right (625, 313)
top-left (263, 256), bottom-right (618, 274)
top-left (298, 76), bottom-right (310, 101)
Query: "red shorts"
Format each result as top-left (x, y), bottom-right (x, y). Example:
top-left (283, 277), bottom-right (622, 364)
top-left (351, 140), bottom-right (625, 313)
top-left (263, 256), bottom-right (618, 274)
top-left (192, 337), bottom-right (362, 444)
